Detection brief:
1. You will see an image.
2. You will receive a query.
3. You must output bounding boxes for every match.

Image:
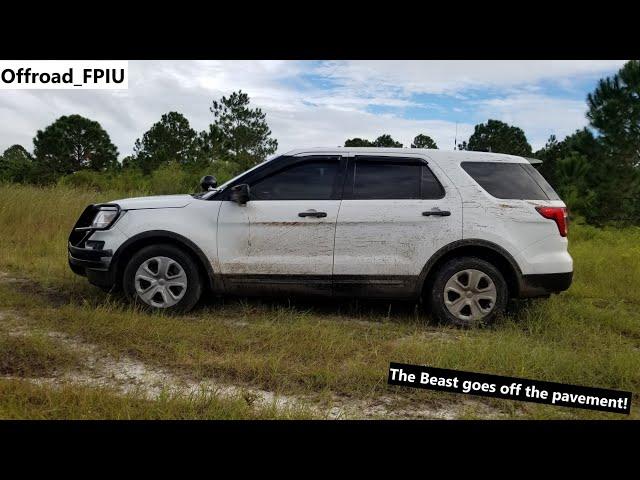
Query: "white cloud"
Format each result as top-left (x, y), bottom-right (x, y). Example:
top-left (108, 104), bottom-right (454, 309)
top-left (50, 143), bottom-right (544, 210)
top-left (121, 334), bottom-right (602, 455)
top-left (0, 60), bottom-right (626, 158)
top-left (266, 105), bottom-right (473, 151)
top-left (315, 60), bottom-right (626, 95)
top-left (471, 94), bottom-right (588, 150)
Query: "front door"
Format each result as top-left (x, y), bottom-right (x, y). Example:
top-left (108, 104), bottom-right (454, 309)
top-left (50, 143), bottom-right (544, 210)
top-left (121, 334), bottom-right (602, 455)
top-left (217, 155), bottom-right (344, 295)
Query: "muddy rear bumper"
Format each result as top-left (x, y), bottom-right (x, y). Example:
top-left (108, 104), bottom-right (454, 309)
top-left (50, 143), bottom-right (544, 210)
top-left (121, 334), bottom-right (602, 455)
top-left (519, 271), bottom-right (573, 298)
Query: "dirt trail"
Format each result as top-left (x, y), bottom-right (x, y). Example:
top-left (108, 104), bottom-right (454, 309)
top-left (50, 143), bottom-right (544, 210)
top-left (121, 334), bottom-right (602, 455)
top-left (0, 271), bottom-right (71, 306)
top-left (0, 272), bottom-right (505, 419)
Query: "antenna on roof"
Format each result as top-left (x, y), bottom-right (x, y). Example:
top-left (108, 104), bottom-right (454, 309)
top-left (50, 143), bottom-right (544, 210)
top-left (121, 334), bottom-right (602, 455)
top-left (454, 121), bottom-right (458, 150)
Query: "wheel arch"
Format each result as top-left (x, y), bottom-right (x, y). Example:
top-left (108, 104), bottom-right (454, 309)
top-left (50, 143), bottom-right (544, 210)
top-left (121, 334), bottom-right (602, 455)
top-left (418, 239), bottom-right (523, 298)
top-left (112, 230), bottom-right (219, 292)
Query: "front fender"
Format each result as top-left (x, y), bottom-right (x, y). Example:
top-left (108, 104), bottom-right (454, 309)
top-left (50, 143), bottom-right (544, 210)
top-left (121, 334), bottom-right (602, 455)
top-left (110, 229), bottom-right (221, 292)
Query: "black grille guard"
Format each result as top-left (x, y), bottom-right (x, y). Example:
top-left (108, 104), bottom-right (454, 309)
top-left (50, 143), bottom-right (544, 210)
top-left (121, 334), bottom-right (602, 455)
top-left (68, 203), bottom-right (121, 247)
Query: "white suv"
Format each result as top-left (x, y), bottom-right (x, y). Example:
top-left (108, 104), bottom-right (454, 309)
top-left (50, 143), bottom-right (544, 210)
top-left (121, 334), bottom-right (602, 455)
top-left (69, 148), bottom-right (573, 326)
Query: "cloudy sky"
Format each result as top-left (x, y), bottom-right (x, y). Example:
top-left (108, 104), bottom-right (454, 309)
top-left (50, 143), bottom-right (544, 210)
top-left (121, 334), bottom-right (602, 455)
top-left (0, 60), bottom-right (627, 157)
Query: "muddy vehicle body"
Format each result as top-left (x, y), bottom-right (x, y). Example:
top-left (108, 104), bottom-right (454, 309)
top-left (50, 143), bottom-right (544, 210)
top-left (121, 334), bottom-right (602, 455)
top-left (69, 148), bottom-right (573, 326)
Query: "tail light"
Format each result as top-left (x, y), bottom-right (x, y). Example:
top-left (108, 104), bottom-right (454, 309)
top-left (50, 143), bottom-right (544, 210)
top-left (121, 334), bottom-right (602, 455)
top-left (535, 206), bottom-right (568, 237)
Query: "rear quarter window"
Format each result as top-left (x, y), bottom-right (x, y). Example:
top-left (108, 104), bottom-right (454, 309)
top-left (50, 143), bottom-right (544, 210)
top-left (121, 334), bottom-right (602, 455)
top-left (461, 161), bottom-right (560, 200)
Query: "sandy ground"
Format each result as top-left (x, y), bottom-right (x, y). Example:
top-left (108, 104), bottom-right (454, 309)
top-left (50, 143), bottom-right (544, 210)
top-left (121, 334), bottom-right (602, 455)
top-left (0, 272), bottom-right (506, 419)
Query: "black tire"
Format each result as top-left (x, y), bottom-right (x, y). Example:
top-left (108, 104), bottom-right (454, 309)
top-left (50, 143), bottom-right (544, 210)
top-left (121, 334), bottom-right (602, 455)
top-left (427, 256), bottom-right (508, 328)
top-left (123, 243), bottom-right (203, 313)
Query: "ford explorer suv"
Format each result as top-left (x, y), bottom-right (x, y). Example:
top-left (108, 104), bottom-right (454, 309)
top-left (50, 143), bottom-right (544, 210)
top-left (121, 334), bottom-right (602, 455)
top-left (68, 148), bottom-right (573, 327)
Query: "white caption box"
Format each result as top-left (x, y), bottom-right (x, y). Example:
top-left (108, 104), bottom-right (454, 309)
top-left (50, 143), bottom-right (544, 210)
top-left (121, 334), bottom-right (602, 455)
top-left (0, 60), bottom-right (129, 90)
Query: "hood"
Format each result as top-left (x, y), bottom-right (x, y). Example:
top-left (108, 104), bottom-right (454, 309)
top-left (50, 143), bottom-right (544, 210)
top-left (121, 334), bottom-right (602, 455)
top-left (111, 194), bottom-right (193, 211)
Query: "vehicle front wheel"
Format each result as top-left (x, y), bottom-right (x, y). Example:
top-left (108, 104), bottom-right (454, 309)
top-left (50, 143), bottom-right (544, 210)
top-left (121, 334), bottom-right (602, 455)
top-left (123, 244), bottom-right (203, 313)
top-left (427, 257), bottom-right (508, 327)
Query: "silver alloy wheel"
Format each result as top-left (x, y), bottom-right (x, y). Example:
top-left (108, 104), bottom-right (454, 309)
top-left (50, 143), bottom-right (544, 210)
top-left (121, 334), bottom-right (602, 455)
top-left (134, 256), bottom-right (188, 308)
top-left (443, 268), bottom-right (497, 323)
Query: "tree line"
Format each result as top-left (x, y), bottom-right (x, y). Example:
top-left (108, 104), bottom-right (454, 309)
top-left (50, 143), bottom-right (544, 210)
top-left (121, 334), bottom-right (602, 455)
top-left (0, 90), bottom-right (278, 190)
top-left (1, 61), bottom-right (639, 224)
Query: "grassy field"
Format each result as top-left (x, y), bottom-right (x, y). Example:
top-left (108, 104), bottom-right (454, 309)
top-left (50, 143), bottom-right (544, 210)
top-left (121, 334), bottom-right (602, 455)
top-left (0, 378), bottom-right (311, 420)
top-left (0, 183), bottom-right (639, 419)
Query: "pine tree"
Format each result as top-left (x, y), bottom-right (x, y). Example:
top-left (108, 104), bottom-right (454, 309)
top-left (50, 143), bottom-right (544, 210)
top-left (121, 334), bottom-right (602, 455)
top-left (205, 90), bottom-right (278, 171)
top-left (411, 134), bottom-right (438, 149)
top-left (463, 119), bottom-right (532, 156)
top-left (132, 112), bottom-right (200, 173)
top-left (587, 60), bottom-right (640, 167)
top-left (33, 114), bottom-right (118, 181)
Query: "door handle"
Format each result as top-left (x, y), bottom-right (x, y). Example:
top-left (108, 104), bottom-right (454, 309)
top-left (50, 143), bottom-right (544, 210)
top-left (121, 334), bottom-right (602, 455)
top-left (422, 208), bottom-right (451, 217)
top-left (298, 209), bottom-right (327, 218)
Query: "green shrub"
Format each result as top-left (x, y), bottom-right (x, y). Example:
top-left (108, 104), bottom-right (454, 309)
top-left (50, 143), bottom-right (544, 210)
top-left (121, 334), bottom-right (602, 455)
top-left (149, 162), bottom-right (200, 195)
top-left (54, 160), bottom-right (242, 197)
top-left (58, 169), bottom-right (150, 196)
top-left (58, 170), bottom-right (106, 191)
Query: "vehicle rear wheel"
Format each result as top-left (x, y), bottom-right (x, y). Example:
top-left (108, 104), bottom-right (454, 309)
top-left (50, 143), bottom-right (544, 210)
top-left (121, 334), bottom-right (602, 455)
top-left (427, 257), bottom-right (508, 327)
top-left (123, 244), bottom-right (202, 313)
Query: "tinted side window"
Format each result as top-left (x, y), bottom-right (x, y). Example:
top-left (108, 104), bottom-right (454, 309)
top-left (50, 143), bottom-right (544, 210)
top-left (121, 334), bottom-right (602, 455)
top-left (461, 162), bottom-right (553, 200)
top-left (351, 160), bottom-right (422, 199)
top-left (521, 163), bottom-right (560, 200)
top-left (422, 166), bottom-right (445, 199)
top-left (348, 159), bottom-right (444, 200)
top-left (250, 159), bottom-right (339, 200)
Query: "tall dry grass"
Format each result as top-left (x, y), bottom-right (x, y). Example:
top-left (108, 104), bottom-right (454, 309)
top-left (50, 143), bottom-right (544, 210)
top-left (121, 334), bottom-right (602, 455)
top-left (1, 183), bottom-right (639, 419)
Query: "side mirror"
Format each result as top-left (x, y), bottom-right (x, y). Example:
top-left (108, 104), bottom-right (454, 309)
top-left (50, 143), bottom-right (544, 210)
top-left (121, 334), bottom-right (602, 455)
top-left (230, 184), bottom-right (250, 205)
top-left (200, 175), bottom-right (217, 191)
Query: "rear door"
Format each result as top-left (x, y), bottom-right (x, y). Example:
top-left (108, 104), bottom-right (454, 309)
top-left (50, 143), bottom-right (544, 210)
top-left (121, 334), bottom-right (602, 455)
top-left (217, 155), bottom-right (345, 295)
top-left (332, 153), bottom-right (462, 297)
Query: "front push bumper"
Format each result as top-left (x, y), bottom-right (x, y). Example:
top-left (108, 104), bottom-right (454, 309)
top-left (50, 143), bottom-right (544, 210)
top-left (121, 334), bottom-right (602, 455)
top-left (68, 203), bottom-right (124, 290)
top-left (68, 243), bottom-right (116, 289)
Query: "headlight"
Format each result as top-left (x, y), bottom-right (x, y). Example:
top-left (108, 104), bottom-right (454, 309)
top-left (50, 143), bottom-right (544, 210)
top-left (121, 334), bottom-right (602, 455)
top-left (91, 207), bottom-right (120, 229)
